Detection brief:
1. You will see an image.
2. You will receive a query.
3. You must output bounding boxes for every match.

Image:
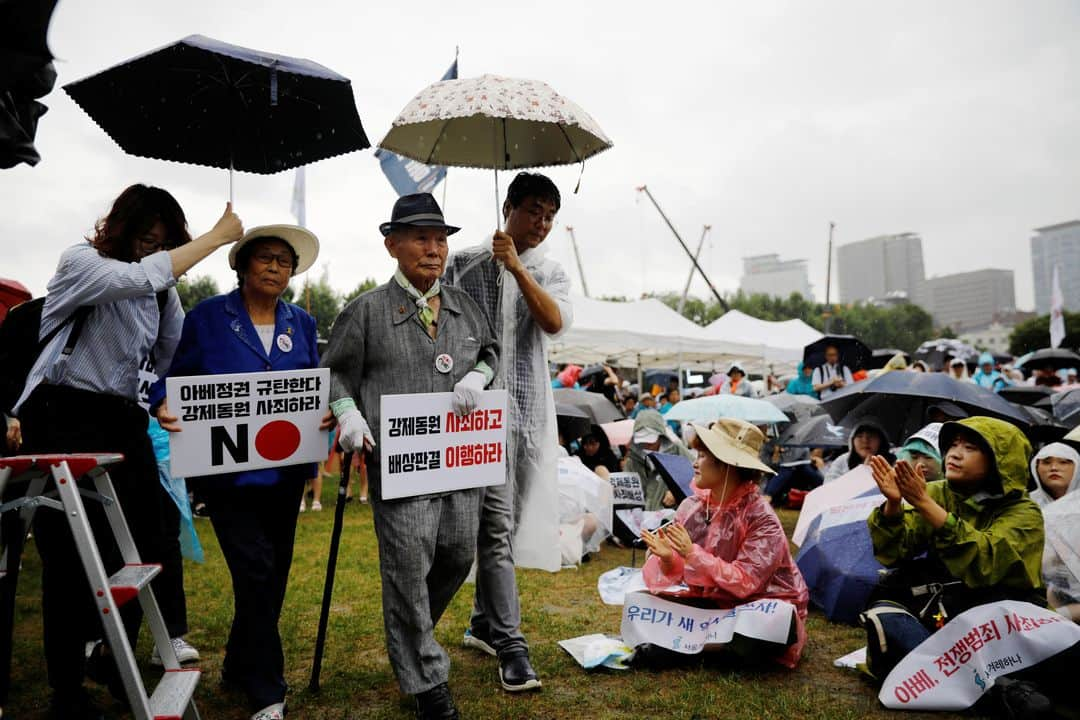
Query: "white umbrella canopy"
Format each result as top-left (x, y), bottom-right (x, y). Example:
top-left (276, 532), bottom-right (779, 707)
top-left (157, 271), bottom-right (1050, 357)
top-left (378, 73), bottom-right (613, 171)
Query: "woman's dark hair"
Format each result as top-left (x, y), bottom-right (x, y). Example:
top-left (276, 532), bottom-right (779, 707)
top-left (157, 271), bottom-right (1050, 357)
top-left (848, 423), bottom-right (895, 470)
top-left (689, 434), bottom-right (761, 483)
top-left (505, 172), bottom-right (561, 211)
top-left (89, 184), bottom-right (191, 262)
top-left (235, 236), bottom-right (299, 288)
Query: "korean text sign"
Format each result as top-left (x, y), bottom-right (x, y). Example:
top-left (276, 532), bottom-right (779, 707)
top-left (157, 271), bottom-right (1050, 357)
top-left (166, 369), bottom-right (329, 477)
top-left (379, 390), bottom-right (508, 500)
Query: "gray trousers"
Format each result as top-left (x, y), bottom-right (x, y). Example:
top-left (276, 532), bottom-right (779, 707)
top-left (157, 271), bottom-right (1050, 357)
top-left (372, 488), bottom-right (483, 695)
top-left (470, 430), bottom-right (529, 656)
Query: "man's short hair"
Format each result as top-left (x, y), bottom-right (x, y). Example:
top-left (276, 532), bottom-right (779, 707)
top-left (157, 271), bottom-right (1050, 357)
top-left (506, 172), bottom-right (561, 212)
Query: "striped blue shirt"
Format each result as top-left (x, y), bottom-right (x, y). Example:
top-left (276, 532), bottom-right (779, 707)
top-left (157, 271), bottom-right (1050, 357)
top-left (14, 243), bottom-right (183, 414)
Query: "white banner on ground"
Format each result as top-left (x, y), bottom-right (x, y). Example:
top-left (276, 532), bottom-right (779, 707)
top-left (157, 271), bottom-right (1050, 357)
top-left (166, 369), bottom-right (329, 477)
top-left (379, 390), bottom-right (508, 500)
top-left (620, 590), bottom-right (795, 654)
top-left (609, 472), bottom-right (645, 506)
top-left (880, 601), bottom-right (1080, 710)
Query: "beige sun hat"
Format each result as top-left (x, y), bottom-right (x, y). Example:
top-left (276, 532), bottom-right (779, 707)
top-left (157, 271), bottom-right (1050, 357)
top-left (690, 419), bottom-right (775, 475)
top-left (228, 224), bottom-right (319, 274)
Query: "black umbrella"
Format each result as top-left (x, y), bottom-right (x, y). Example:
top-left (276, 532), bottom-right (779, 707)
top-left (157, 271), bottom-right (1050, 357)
top-left (912, 338), bottom-right (978, 372)
top-left (1011, 404), bottom-right (1070, 443)
top-left (998, 385), bottom-right (1055, 407)
top-left (777, 414), bottom-right (851, 449)
top-left (552, 388), bottom-right (624, 424)
top-left (821, 371), bottom-right (1030, 443)
top-left (555, 403), bottom-right (592, 441)
top-left (764, 393), bottom-right (827, 423)
top-left (64, 34), bottom-right (370, 197)
top-left (0, 0), bottom-right (59, 168)
top-left (867, 349), bottom-right (910, 370)
top-left (310, 450), bottom-right (353, 692)
top-left (1016, 348), bottom-right (1080, 373)
top-left (803, 335), bottom-right (872, 371)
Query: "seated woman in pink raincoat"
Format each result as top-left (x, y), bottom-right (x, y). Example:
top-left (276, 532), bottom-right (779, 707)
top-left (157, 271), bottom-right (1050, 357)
top-left (641, 419), bottom-right (809, 669)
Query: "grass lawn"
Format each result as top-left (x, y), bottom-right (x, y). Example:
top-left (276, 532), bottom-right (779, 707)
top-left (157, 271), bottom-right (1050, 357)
top-left (8, 485), bottom-right (973, 720)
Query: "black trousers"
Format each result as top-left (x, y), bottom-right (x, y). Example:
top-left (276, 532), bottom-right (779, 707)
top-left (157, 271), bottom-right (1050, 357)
top-left (207, 478), bottom-right (304, 710)
top-left (0, 484), bottom-right (29, 706)
top-left (19, 384), bottom-right (182, 693)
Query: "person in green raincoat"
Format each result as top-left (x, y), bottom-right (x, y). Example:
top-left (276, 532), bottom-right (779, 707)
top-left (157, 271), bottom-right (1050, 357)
top-left (624, 409), bottom-right (693, 510)
top-left (861, 417), bottom-right (1079, 716)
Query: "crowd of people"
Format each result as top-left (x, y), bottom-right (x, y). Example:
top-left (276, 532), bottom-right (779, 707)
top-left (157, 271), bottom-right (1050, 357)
top-left (1, 171), bottom-right (1079, 720)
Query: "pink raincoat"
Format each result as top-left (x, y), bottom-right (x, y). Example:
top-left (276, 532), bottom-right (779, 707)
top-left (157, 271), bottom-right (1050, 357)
top-left (642, 481), bottom-right (809, 668)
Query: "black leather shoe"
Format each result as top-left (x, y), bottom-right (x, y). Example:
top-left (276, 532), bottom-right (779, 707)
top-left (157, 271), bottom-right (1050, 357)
top-left (990, 677), bottom-right (1053, 720)
top-left (498, 651), bottom-right (542, 692)
top-left (414, 682), bottom-right (459, 720)
top-left (48, 688), bottom-right (105, 720)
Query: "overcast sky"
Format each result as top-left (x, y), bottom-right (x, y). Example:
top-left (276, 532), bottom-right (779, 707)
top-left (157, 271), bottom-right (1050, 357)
top-left (5, 0), bottom-right (1079, 311)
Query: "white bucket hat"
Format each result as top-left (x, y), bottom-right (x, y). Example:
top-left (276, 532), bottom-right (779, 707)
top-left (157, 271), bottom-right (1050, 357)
top-left (229, 224), bottom-right (319, 275)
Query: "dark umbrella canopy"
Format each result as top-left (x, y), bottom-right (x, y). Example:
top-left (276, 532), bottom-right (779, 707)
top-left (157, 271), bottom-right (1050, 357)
top-left (64, 34), bottom-right (370, 174)
top-left (999, 385), bottom-right (1055, 407)
top-left (765, 393), bottom-right (827, 424)
top-left (1011, 404), bottom-right (1070, 443)
top-left (803, 335), bottom-right (872, 371)
top-left (796, 506), bottom-right (885, 625)
top-left (821, 371), bottom-right (1030, 443)
top-left (555, 403), bottom-right (592, 441)
top-left (777, 414), bottom-right (851, 449)
top-left (552, 388), bottom-right (624, 424)
top-left (912, 338), bottom-right (978, 372)
top-left (1016, 348), bottom-right (1080, 373)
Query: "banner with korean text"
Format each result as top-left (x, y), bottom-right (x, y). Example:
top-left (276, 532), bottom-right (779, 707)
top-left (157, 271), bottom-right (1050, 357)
top-left (880, 601), bottom-right (1080, 710)
top-left (166, 369), bottom-right (329, 477)
top-left (620, 590), bottom-right (795, 654)
top-left (379, 390), bottom-right (508, 500)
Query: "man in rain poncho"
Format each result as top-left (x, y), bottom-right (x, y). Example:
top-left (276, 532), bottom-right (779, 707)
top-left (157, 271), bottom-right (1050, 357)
top-left (971, 352), bottom-right (1009, 392)
top-left (443, 172), bottom-right (572, 692)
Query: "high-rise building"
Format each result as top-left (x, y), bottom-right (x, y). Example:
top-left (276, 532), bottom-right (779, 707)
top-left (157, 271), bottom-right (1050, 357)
top-left (916, 269), bottom-right (1016, 332)
top-left (836, 233), bottom-right (925, 303)
top-left (1031, 221), bottom-right (1080, 315)
top-left (739, 254), bottom-right (812, 299)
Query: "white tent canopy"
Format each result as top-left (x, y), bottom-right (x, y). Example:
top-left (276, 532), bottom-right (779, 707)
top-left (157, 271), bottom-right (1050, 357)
top-left (702, 310), bottom-right (823, 373)
top-left (548, 296), bottom-right (762, 369)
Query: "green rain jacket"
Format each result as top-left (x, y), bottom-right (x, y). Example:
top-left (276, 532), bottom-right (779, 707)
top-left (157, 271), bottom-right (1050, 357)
top-left (867, 416), bottom-right (1044, 598)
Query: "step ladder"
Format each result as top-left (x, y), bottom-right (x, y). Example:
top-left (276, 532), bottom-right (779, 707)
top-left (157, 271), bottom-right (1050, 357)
top-left (0, 453), bottom-right (200, 720)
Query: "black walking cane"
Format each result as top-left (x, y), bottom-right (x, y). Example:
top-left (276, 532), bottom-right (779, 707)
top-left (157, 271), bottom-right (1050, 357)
top-left (309, 449), bottom-right (353, 692)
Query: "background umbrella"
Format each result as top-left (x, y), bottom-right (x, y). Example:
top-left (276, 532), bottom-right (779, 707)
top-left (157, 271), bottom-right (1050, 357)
top-left (0, 278), bottom-right (31, 323)
top-left (0, 0), bottom-right (58, 168)
top-left (821, 370), bottom-right (1030, 443)
top-left (912, 338), bottom-right (978, 372)
top-left (644, 370), bottom-right (680, 393)
top-left (795, 493), bottom-right (886, 624)
top-left (1041, 388), bottom-right (1080, 428)
top-left (662, 395), bottom-right (788, 425)
top-left (649, 451), bottom-right (695, 504)
top-left (577, 364), bottom-right (607, 391)
top-left (777, 414), bottom-right (851, 449)
top-left (378, 73), bottom-right (613, 225)
top-left (552, 388), bottom-right (624, 424)
top-left (1010, 404), bottom-right (1070, 442)
top-left (764, 393), bottom-right (826, 423)
top-left (555, 403), bottom-right (592, 441)
top-left (999, 385), bottom-right (1055, 406)
top-left (600, 418), bottom-right (634, 447)
top-left (803, 335), bottom-right (872, 371)
top-left (1015, 348), bottom-right (1080, 374)
top-left (868, 348), bottom-right (910, 370)
top-left (64, 34), bottom-right (370, 200)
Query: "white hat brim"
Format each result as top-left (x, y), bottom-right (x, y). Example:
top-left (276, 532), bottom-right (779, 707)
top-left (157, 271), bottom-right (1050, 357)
top-left (229, 224), bottom-right (320, 275)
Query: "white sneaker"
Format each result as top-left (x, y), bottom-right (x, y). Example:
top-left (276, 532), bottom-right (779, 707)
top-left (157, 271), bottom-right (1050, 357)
top-left (311, 500), bottom-right (322, 511)
top-left (251, 702), bottom-right (286, 720)
top-left (150, 636), bottom-right (200, 666)
top-left (299, 498), bottom-right (306, 512)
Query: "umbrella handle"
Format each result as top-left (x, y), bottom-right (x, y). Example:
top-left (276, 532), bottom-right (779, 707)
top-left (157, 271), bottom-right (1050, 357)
top-left (229, 161), bottom-right (235, 204)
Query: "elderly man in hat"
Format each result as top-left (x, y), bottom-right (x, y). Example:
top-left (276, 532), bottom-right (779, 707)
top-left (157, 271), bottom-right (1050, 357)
top-left (321, 193), bottom-right (499, 720)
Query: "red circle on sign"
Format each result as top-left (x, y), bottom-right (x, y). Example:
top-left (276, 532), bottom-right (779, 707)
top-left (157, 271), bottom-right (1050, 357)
top-left (255, 420), bottom-right (302, 461)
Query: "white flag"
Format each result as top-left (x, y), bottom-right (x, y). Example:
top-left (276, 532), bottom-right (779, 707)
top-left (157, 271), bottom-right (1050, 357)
top-left (291, 167), bottom-right (306, 227)
top-left (1050, 264), bottom-right (1065, 349)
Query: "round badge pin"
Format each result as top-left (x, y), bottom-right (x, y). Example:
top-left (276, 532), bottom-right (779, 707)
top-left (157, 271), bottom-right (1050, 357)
top-left (277, 334), bottom-right (293, 353)
top-left (435, 353), bottom-right (454, 374)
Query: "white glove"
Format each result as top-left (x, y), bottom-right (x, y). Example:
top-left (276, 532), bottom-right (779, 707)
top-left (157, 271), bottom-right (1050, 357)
top-left (337, 407), bottom-right (375, 452)
top-left (452, 370), bottom-right (487, 416)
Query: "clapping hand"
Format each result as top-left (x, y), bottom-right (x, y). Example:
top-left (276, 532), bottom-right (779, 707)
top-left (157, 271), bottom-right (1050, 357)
top-left (641, 528), bottom-right (673, 562)
top-left (660, 523), bottom-right (693, 559)
top-left (894, 460), bottom-right (929, 506)
top-left (868, 455), bottom-right (901, 504)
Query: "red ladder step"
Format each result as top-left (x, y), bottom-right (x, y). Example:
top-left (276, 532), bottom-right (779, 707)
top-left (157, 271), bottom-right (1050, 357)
top-left (107, 563), bottom-right (161, 607)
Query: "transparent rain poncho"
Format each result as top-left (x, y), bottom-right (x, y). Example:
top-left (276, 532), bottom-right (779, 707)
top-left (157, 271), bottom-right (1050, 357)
top-left (1031, 443), bottom-right (1080, 613)
top-left (444, 239), bottom-right (574, 571)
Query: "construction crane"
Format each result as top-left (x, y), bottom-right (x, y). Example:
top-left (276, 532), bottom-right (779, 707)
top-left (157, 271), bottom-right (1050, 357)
top-left (677, 225), bottom-right (712, 315)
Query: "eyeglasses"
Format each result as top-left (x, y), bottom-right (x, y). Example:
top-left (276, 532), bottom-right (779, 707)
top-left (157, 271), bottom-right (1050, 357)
top-left (252, 251), bottom-right (295, 268)
top-left (139, 237), bottom-right (172, 253)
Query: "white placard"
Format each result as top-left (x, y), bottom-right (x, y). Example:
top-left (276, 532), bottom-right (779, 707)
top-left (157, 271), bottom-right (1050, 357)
top-left (379, 390), bottom-right (508, 500)
top-left (880, 601), bottom-right (1080, 710)
top-left (620, 590), bottom-right (795, 654)
top-left (609, 472), bottom-right (645, 506)
top-left (166, 369), bottom-right (329, 477)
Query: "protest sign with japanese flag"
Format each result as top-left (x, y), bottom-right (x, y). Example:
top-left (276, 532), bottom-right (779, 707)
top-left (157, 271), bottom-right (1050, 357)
top-left (166, 368), bottom-right (329, 477)
top-left (379, 390), bottom-right (507, 500)
top-left (880, 601), bottom-right (1080, 711)
top-left (620, 590), bottom-right (795, 655)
